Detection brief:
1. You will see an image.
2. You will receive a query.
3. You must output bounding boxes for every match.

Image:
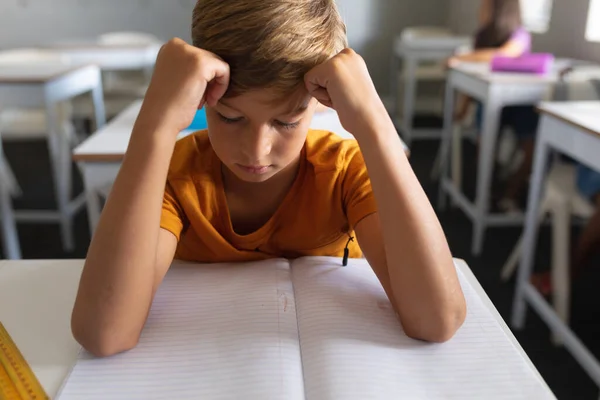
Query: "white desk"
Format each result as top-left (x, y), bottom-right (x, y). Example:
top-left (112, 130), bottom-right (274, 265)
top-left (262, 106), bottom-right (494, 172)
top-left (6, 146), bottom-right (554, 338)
top-left (47, 41), bottom-right (161, 72)
top-left (390, 33), bottom-right (470, 145)
top-left (512, 102), bottom-right (600, 393)
top-left (0, 64), bottom-right (106, 252)
top-left (0, 258), bottom-right (552, 398)
top-left (73, 100), bottom-right (409, 235)
top-left (437, 60), bottom-right (598, 255)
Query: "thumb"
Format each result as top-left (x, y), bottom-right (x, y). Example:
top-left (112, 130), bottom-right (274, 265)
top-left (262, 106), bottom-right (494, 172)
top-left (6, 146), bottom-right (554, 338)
top-left (310, 88), bottom-right (333, 108)
top-left (204, 59), bottom-right (230, 107)
top-left (304, 68), bottom-right (333, 108)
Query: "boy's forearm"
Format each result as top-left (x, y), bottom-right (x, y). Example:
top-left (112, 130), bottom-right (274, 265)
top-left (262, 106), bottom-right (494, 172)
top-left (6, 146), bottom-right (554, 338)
top-left (72, 119), bottom-right (178, 355)
top-left (353, 116), bottom-right (465, 339)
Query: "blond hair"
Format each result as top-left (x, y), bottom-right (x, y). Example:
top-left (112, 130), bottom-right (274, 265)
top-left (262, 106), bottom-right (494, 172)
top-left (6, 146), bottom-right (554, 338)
top-left (192, 0), bottom-right (347, 101)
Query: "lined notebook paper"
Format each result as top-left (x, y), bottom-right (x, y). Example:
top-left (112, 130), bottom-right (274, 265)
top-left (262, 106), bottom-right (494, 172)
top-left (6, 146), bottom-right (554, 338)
top-left (291, 257), bottom-right (554, 400)
top-left (58, 260), bottom-right (304, 400)
top-left (57, 257), bottom-right (554, 399)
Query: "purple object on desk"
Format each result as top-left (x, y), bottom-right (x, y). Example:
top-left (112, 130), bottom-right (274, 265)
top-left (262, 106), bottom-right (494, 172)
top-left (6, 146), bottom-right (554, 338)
top-left (491, 53), bottom-right (555, 74)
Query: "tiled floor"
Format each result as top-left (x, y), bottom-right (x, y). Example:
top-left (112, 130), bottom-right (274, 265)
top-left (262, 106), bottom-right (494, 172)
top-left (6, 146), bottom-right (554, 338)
top-left (3, 133), bottom-right (600, 399)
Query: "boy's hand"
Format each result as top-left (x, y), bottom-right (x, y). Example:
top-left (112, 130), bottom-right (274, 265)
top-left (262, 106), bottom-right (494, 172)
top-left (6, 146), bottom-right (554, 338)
top-left (304, 48), bottom-right (388, 136)
top-left (138, 38), bottom-right (230, 134)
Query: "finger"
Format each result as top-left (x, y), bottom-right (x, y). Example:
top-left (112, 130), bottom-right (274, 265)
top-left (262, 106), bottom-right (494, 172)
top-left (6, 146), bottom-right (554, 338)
top-left (205, 59), bottom-right (230, 106)
top-left (304, 60), bottom-right (331, 89)
top-left (308, 87), bottom-right (332, 108)
top-left (318, 99), bottom-right (333, 109)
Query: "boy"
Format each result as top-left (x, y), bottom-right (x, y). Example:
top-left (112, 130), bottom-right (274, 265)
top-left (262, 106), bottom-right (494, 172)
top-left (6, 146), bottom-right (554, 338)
top-left (72, 0), bottom-right (466, 357)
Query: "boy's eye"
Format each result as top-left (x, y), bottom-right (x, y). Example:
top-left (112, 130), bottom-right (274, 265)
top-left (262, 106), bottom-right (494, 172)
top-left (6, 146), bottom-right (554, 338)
top-left (217, 113), bottom-right (243, 124)
top-left (275, 120), bottom-right (301, 130)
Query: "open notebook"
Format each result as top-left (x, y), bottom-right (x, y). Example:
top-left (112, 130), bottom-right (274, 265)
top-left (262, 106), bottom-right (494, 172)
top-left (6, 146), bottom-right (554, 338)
top-left (57, 257), bottom-right (554, 399)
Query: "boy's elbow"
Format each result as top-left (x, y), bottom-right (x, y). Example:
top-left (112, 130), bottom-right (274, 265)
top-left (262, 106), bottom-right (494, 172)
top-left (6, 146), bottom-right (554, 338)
top-left (71, 310), bottom-right (140, 358)
top-left (404, 300), bottom-right (467, 343)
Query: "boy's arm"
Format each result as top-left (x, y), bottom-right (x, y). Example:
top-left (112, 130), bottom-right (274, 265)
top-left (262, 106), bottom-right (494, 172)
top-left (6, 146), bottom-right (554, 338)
top-left (71, 121), bottom-right (179, 357)
top-left (305, 49), bottom-right (466, 342)
top-left (71, 39), bottom-right (230, 357)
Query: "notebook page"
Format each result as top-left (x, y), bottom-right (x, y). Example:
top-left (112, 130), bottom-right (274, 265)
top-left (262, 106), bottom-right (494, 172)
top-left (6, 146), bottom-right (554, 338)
top-left (291, 257), bottom-right (554, 400)
top-left (58, 260), bottom-right (304, 400)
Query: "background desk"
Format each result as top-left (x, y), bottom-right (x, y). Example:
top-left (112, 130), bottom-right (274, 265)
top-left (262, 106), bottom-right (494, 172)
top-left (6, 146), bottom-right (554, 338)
top-left (47, 41), bottom-right (161, 72)
top-left (513, 101), bottom-right (600, 394)
top-left (438, 60), bottom-right (600, 255)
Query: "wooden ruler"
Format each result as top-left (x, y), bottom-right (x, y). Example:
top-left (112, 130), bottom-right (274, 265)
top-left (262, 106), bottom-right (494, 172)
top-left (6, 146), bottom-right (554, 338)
top-left (0, 322), bottom-right (48, 400)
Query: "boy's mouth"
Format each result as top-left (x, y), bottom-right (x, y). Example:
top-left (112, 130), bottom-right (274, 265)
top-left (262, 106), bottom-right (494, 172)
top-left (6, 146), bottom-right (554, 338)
top-left (236, 164), bottom-right (272, 175)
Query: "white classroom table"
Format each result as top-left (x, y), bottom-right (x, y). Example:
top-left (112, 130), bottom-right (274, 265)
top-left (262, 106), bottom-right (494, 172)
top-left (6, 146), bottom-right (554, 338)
top-left (0, 258), bottom-right (553, 398)
top-left (47, 41), bottom-right (162, 71)
top-left (0, 63), bottom-right (106, 253)
top-left (437, 60), bottom-right (599, 256)
top-left (512, 102), bottom-right (600, 393)
top-left (390, 33), bottom-right (470, 145)
top-left (73, 100), bottom-right (409, 235)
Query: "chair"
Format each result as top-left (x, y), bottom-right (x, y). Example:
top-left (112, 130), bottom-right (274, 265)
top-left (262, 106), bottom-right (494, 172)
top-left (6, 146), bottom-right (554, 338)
top-left (0, 48), bottom-right (77, 251)
top-left (389, 26), bottom-right (471, 142)
top-left (500, 163), bottom-right (595, 333)
top-left (98, 31), bottom-right (159, 98)
top-left (500, 72), bottom-right (600, 342)
top-left (73, 32), bottom-right (161, 120)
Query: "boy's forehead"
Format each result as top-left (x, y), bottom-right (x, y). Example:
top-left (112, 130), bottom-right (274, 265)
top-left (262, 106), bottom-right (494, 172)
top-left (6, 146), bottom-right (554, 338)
top-left (221, 88), bottom-right (312, 115)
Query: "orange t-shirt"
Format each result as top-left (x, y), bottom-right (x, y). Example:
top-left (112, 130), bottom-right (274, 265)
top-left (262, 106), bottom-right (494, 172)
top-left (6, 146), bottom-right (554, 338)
top-left (160, 129), bottom-right (377, 263)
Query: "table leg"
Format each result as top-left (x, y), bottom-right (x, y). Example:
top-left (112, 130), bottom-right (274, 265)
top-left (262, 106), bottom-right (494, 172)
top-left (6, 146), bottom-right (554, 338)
top-left (401, 56), bottom-right (417, 146)
top-left (90, 77), bottom-right (106, 131)
top-left (436, 79), bottom-right (455, 210)
top-left (0, 149), bottom-right (21, 260)
top-left (45, 101), bottom-right (75, 252)
top-left (472, 96), bottom-right (502, 255)
top-left (78, 162), bottom-right (102, 238)
top-left (512, 133), bottom-right (551, 329)
top-left (451, 123), bottom-right (463, 197)
top-left (551, 194), bottom-right (571, 344)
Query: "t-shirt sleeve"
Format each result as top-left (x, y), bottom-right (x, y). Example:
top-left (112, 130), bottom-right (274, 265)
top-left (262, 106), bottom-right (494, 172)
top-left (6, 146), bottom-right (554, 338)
top-left (342, 148), bottom-right (378, 230)
top-left (160, 181), bottom-right (185, 241)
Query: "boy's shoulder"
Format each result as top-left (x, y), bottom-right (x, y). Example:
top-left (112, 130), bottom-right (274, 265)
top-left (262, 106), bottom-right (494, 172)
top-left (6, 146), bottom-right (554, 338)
top-left (168, 130), bottom-right (213, 181)
top-left (305, 129), bottom-right (362, 173)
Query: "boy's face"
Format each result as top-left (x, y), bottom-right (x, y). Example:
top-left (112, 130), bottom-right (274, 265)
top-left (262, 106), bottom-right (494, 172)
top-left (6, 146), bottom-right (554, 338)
top-left (207, 88), bottom-right (318, 183)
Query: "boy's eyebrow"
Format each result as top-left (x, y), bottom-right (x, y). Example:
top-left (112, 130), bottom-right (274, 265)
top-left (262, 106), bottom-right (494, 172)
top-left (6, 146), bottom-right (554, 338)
top-left (218, 100), bottom-right (242, 113)
top-left (281, 103), bottom-right (309, 117)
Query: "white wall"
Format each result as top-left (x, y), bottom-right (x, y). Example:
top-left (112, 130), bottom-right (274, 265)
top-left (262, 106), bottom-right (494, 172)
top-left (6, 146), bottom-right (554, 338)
top-left (0, 0), bottom-right (449, 94)
top-left (336, 0), bottom-right (449, 92)
top-left (447, 0), bottom-right (600, 62)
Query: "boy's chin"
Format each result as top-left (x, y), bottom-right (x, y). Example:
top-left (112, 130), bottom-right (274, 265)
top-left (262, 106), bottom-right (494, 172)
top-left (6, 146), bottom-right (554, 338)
top-left (230, 164), bottom-right (279, 183)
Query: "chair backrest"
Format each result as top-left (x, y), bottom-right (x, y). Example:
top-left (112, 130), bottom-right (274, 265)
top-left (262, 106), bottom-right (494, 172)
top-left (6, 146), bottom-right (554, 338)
top-left (0, 48), bottom-right (70, 65)
top-left (400, 27), bottom-right (453, 42)
top-left (98, 32), bottom-right (161, 46)
top-left (553, 66), bottom-right (600, 101)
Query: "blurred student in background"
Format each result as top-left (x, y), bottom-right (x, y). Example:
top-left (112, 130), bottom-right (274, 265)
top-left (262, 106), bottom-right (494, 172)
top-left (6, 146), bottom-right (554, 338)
top-left (449, 0), bottom-right (537, 212)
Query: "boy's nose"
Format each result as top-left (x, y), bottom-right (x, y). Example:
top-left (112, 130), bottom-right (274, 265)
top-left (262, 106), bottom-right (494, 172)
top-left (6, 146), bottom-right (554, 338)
top-left (241, 125), bottom-right (272, 161)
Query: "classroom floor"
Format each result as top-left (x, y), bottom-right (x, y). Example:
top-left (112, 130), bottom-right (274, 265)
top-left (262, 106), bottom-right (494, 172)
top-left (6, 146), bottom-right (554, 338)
top-left (3, 129), bottom-right (600, 399)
